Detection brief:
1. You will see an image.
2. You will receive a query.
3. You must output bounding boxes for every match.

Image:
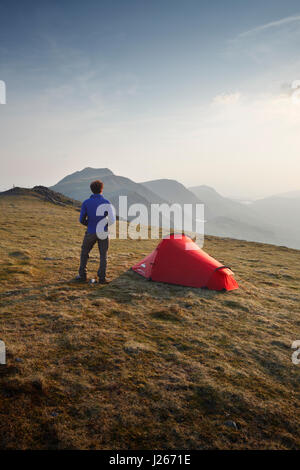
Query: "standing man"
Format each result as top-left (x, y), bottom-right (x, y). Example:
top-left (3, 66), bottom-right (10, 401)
top-left (76, 180), bottom-right (115, 284)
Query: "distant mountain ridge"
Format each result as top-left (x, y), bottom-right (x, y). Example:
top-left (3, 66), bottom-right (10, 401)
top-left (51, 168), bottom-right (173, 227)
top-left (261, 189), bottom-right (300, 199)
top-left (142, 179), bottom-right (203, 205)
top-left (48, 168), bottom-right (300, 250)
top-left (51, 168), bottom-right (169, 217)
top-left (251, 194), bottom-right (300, 236)
top-left (189, 184), bottom-right (266, 225)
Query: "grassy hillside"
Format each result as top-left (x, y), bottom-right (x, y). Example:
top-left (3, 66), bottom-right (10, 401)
top-left (0, 194), bottom-right (299, 449)
top-left (1, 186), bottom-right (81, 209)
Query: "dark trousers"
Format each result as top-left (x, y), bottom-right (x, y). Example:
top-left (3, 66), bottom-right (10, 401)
top-left (79, 231), bottom-right (109, 280)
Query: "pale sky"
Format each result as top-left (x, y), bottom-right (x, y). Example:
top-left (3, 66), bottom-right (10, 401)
top-left (0, 0), bottom-right (300, 199)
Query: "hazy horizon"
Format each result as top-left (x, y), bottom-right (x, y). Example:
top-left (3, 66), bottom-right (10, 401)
top-left (1, 0), bottom-right (300, 199)
top-left (2, 164), bottom-right (300, 201)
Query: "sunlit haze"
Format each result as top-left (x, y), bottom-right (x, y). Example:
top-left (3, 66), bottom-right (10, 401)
top-left (1, 0), bottom-right (300, 199)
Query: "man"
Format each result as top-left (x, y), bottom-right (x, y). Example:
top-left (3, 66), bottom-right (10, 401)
top-left (76, 180), bottom-right (115, 284)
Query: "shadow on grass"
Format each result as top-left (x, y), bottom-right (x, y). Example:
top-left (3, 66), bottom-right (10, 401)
top-left (0, 267), bottom-right (232, 307)
top-left (89, 268), bottom-right (224, 304)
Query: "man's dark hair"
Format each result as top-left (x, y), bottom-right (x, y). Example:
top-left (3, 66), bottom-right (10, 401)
top-left (90, 180), bottom-right (104, 194)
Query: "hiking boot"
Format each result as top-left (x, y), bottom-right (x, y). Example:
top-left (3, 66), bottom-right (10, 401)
top-left (98, 278), bottom-right (110, 285)
top-left (74, 275), bottom-right (87, 282)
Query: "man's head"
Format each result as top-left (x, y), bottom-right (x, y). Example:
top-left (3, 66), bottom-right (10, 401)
top-left (90, 180), bottom-right (104, 194)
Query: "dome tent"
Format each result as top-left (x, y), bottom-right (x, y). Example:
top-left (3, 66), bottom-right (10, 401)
top-left (132, 234), bottom-right (238, 291)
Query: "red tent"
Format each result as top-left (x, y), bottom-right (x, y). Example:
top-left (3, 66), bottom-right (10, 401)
top-left (132, 234), bottom-right (238, 291)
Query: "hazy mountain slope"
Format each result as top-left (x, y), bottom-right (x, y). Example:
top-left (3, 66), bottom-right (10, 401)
top-left (205, 216), bottom-right (277, 245)
top-left (188, 185), bottom-right (279, 245)
top-left (269, 190), bottom-right (300, 199)
top-left (141, 178), bottom-right (212, 230)
top-left (142, 178), bottom-right (204, 205)
top-left (0, 192), bottom-right (299, 449)
top-left (252, 195), bottom-right (300, 231)
top-left (189, 185), bottom-right (261, 223)
top-left (190, 185), bottom-right (300, 250)
top-left (142, 181), bottom-right (281, 245)
top-left (51, 168), bottom-right (168, 207)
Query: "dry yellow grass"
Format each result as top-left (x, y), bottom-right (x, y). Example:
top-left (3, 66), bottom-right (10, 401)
top-left (0, 194), bottom-right (299, 449)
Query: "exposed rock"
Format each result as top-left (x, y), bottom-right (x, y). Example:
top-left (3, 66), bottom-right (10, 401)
top-left (224, 420), bottom-right (238, 430)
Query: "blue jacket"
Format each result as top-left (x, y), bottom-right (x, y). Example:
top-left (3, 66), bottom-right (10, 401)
top-left (79, 194), bottom-right (116, 234)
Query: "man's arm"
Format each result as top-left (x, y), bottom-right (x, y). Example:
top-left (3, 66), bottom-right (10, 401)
top-left (79, 201), bottom-right (88, 226)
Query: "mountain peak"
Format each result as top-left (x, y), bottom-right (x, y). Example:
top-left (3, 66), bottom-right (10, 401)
top-left (189, 184), bottom-right (219, 195)
top-left (56, 167), bottom-right (114, 185)
top-left (81, 167), bottom-right (113, 175)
